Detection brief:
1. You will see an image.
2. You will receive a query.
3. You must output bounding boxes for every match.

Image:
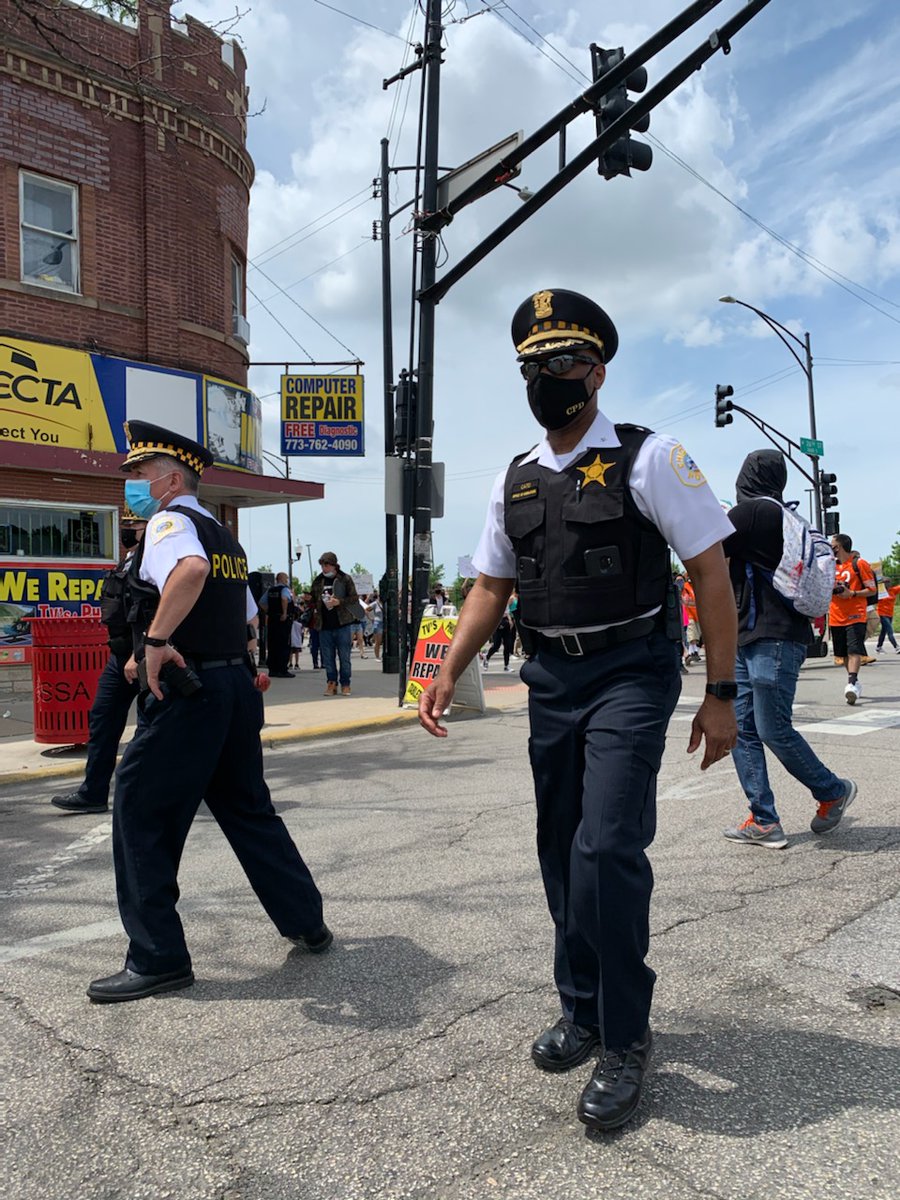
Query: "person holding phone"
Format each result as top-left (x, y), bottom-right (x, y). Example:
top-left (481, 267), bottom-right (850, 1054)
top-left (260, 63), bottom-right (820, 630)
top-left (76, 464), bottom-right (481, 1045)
top-left (311, 551), bottom-right (359, 695)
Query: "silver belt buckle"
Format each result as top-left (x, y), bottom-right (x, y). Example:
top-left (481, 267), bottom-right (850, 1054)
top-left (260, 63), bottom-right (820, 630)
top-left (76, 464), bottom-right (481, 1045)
top-left (560, 632), bottom-right (584, 657)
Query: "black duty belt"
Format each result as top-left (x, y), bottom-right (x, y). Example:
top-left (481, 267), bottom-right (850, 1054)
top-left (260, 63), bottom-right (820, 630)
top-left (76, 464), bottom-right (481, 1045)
top-left (184, 655), bottom-right (248, 670)
top-left (535, 616), bottom-right (657, 659)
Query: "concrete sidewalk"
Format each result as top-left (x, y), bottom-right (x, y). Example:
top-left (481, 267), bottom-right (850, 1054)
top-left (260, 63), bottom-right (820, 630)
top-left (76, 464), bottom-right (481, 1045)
top-left (0, 651), bottom-right (528, 785)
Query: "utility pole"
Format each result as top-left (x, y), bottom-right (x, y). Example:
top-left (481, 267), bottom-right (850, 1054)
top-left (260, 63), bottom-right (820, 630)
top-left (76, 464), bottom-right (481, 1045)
top-left (379, 137), bottom-right (400, 673)
top-left (410, 0), bottom-right (443, 640)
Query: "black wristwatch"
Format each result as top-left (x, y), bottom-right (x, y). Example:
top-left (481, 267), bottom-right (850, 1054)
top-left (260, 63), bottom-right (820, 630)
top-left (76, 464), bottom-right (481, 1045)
top-left (143, 634), bottom-right (169, 648)
top-left (706, 681), bottom-right (738, 701)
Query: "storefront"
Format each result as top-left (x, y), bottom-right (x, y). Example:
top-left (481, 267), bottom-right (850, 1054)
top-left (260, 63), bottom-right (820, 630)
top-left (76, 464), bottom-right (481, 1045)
top-left (0, 336), bottom-right (322, 666)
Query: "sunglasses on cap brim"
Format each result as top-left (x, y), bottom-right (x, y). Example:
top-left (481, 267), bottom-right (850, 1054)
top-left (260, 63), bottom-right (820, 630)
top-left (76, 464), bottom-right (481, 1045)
top-left (519, 353), bottom-right (601, 381)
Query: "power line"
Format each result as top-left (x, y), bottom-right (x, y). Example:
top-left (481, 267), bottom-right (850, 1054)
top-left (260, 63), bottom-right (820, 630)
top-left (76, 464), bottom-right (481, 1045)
top-left (252, 191), bottom-right (373, 269)
top-left (248, 242), bottom-right (370, 312)
top-left (311, 0), bottom-right (412, 42)
top-left (246, 284), bottom-right (314, 359)
top-left (250, 260), bottom-right (361, 359)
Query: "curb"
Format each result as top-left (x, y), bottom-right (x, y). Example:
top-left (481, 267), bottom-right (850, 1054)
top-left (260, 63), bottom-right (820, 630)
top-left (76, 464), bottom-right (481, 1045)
top-left (0, 699), bottom-right (519, 787)
top-left (0, 707), bottom-right (422, 787)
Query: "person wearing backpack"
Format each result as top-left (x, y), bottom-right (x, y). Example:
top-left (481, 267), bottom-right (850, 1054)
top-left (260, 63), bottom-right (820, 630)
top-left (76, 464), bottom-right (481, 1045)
top-left (722, 450), bottom-right (856, 848)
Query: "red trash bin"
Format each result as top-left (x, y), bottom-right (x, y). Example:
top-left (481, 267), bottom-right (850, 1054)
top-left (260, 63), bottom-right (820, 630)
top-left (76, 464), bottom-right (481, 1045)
top-left (28, 616), bottom-right (110, 745)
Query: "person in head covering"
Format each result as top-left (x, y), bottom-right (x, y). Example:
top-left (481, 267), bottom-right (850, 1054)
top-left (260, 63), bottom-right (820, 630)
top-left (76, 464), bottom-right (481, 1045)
top-left (722, 449), bottom-right (855, 849)
top-left (85, 421), bottom-right (331, 1004)
top-left (419, 288), bottom-right (738, 1132)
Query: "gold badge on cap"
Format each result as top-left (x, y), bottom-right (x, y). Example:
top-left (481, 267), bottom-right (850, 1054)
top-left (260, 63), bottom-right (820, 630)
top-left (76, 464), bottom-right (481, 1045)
top-left (532, 290), bottom-right (554, 319)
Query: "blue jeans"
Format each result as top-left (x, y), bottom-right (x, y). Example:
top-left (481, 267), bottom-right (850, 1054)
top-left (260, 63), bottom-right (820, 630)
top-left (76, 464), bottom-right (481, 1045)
top-left (732, 639), bottom-right (844, 825)
top-left (877, 615), bottom-right (898, 649)
top-left (320, 624), bottom-right (352, 686)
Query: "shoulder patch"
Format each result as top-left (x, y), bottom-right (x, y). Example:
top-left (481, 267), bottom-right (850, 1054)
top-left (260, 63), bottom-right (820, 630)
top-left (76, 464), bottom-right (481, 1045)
top-left (669, 444), bottom-right (706, 488)
top-left (150, 514), bottom-right (188, 544)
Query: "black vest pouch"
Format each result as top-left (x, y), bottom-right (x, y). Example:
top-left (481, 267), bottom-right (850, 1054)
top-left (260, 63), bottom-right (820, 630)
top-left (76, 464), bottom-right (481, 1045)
top-left (506, 498), bottom-right (549, 621)
top-left (560, 488), bottom-right (632, 613)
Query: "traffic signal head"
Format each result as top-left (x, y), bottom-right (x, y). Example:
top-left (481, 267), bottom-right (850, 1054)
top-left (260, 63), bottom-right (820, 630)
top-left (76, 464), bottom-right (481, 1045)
top-left (714, 383), bottom-right (734, 427)
top-left (590, 45), bottom-right (653, 180)
top-left (819, 471), bottom-right (838, 509)
top-left (824, 511), bottom-right (840, 536)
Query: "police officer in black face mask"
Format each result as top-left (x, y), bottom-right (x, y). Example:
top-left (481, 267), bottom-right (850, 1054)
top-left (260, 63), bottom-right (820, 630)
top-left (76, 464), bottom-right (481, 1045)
top-left (50, 509), bottom-right (146, 815)
top-left (86, 421), bottom-right (330, 1004)
top-left (420, 289), bottom-right (738, 1131)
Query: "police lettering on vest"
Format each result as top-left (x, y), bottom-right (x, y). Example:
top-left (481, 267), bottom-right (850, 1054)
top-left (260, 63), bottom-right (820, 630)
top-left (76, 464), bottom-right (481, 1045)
top-left (503, 425), bottom-right (670, 629)
top-left (126, 506), bottom-right (250, 658)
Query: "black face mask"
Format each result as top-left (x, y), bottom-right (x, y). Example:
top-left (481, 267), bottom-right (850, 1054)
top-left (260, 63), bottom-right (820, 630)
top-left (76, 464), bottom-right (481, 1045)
top-left (120, 529), bottom-right (139, 549)
top-left (526, 372), bottom-right (591, 430)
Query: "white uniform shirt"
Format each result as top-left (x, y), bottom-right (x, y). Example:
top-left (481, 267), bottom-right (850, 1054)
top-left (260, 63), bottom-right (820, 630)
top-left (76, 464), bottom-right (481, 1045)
top-left (472, 410), bottom-right (733, 634)
top-left (140, 495), bottom-right (257, 621)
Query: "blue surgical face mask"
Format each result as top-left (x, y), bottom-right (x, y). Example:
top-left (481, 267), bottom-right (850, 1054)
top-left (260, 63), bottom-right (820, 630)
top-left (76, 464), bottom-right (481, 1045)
top-left (124, 479), bottom-right (161, 520)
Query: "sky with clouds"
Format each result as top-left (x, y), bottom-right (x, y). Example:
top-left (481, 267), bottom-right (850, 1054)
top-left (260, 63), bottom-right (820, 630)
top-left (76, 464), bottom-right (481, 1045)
top-left (174, 0), bottom-right (900, 581)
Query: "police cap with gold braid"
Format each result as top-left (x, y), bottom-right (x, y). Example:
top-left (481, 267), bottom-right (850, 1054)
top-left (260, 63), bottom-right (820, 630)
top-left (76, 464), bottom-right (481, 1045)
top-left (512, 288), bottom-right (618, 363)
top-left (120, 420), bottom-right (214, 475)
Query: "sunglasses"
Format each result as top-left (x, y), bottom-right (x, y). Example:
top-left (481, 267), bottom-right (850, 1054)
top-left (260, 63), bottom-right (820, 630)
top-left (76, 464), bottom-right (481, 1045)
top-left (519, 353), bottom-right (600, 381)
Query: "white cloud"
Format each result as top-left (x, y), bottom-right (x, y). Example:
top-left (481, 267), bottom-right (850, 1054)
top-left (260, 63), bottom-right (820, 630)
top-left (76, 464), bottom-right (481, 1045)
top-left (169, 1), bottom-right (900, 572)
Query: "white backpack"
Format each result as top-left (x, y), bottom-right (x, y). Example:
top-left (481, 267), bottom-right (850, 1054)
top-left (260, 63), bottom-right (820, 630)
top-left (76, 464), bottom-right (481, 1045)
top-left (755, 496), bottom-right (835, 618)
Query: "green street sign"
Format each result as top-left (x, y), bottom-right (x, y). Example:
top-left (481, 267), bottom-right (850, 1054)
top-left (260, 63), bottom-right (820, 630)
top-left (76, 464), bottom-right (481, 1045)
top-left (800, 437), bottom-right (824, 458)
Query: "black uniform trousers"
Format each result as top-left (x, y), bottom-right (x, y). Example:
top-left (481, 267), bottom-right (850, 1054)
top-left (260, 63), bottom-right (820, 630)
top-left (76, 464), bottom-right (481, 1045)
top-left (78, 653), bottom-right (140, 806)
top-left (521, 629), bottom-right (682, 1049)
top-left (266, 614), bottom-right (291, 675)
top-left (112, 662), bottom-right (324, 974)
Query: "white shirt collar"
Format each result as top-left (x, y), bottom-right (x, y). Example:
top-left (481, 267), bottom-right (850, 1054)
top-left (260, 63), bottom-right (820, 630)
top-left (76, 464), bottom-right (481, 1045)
top-left (521, 410), bottom-right (621, 470)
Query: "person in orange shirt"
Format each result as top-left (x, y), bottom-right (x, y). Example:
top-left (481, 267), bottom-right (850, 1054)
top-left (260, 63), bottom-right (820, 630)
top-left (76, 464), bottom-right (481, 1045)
top-left (830, 534), bottom-right (876, 703)
top-left (682, 576), bottom-right (702, 662)
top-left (876, 579), bottom-right (900, 652)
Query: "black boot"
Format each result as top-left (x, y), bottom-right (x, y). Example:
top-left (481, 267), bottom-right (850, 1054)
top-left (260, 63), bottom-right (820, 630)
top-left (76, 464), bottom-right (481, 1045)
top-left (577, 1028), bottom-right (652, 1130)
top-left (531, 1017), bottom-right (602, 1072)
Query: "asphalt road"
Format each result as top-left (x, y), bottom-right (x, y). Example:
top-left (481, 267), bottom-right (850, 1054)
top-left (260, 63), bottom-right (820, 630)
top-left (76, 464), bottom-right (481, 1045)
top-left (2, 657), bottom-right (899, 1200)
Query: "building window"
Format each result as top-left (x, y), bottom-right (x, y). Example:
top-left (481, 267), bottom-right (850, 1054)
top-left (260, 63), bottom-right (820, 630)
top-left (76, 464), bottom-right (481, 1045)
top-left (231, 255), bottom-right (250, 343)
top-left (0, 503), bottom-right (115, 560)
top-left (19, 172), bottom-right (80, 294)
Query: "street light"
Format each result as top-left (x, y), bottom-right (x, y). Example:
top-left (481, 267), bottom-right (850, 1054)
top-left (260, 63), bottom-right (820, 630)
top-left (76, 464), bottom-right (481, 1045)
top-left (261, 450), bottom-right (294, 582)
top-left (718, 295), bottom-right (822, 529)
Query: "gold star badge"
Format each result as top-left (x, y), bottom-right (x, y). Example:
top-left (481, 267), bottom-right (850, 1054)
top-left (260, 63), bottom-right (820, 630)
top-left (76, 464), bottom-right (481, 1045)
top-left (577, 454), bottom-right (615, 488)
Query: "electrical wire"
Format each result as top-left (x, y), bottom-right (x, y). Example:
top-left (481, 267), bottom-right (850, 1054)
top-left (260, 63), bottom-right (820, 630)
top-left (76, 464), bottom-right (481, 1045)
top-left (248, 243), bottom-right (370, 312)
top-left (246, 284), bottom-right (314, 359)
top-left (311, 0), bottom-right (412, 42)
top-left (250, 259), bottom-right (361, 359)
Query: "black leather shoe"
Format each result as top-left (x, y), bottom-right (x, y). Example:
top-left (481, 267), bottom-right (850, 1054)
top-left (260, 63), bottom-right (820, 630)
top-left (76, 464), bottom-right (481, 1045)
top-left (577, 1028), bottom-right (653, 1131)
top-left (531, 1017), bottom-right (602, 1073)
top-left (51, 792), bottom-right (109, 814)
top-left (87, 967), bottom-right (194, 1004)
top-left (289, 924), bottom-right (334, 954)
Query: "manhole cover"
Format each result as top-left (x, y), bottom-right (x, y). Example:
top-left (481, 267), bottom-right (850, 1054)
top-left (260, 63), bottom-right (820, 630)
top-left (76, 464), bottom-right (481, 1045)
top-left (847, 986), bottom-right (900, 1013)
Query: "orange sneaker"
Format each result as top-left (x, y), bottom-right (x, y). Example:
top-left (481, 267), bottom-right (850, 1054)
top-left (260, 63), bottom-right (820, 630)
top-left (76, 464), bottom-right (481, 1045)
top-left (324, 681), bottom-right (337, 696)
top-left (341, 685), bottom-right (351, 696)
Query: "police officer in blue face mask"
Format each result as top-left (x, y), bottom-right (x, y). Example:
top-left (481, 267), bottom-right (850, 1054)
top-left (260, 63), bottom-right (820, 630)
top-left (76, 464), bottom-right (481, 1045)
top-left (419, 289), bottom-right (738, 1131)
top-left (86, 421), bottom-right (330, 1004)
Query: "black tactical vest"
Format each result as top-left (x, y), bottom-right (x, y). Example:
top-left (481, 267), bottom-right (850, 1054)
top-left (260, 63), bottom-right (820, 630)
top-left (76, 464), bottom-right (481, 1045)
top-left (99, 559), bottom-right (132, 655)
top-left (503, 424), bottom-right (670, 629)
top-left (126, 505), bottom-right (249, 658)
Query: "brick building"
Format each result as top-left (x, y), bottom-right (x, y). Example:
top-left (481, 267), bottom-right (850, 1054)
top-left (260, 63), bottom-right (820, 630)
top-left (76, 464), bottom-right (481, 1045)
top-left (0, 0), bottom-right (322, 669)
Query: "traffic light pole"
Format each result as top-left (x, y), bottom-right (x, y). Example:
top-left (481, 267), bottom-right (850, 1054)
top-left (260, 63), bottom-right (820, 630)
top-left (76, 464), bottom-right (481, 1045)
top-left (719, 297), bottom-right (821, 530)
top-left (410, 0), bottom-right (443, 641)
top-left (803, 330), bottom-right (822, 531)
top-left (379, 138), bottom-right (400, 674)
top-left (418, 0), bottom-right (772, 302)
